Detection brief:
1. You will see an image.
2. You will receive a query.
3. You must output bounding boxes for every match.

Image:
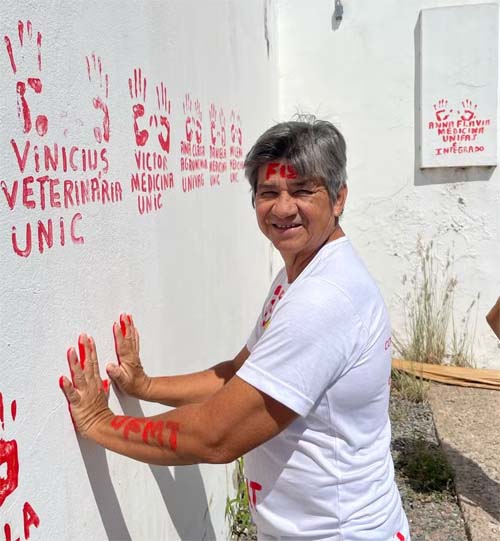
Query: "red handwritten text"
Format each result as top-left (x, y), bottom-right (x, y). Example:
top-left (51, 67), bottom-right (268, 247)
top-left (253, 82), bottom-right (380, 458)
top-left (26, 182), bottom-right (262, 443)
top-left (110, 416), bottom-right (180, 451)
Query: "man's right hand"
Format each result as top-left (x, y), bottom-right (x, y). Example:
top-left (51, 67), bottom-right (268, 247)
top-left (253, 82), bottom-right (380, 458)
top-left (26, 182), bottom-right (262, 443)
top-left (106, 313), bottom-right (152, 399)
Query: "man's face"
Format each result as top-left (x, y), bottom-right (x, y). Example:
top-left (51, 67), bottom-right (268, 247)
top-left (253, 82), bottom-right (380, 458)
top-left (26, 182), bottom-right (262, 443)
top-left (255, 161), bottom-right (344, 261)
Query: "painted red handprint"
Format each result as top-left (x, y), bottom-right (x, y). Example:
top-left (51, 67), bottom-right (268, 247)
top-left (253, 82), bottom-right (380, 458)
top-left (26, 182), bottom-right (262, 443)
top-left (433, 99), bottom-right (452, 122)
top-left (0, 392), bottom-right (19, 507)
top-left (149, 82), bottom-right (171, 152)
top-left (209, 103), bottom-right (218, 145)
top-left (230, 110), bottom-right (243, 146)
top-left (219, 108), bottom-right (227, 147)
top-left (128, 67), bottom-right (148, 146)
top-left (194, 99), bottom-right (203, 145)
top-left (183, 93), bottom-right (193, 143)
top-left (86, 53), bottom-right (110, 144)
top-left (459, 98), bottom-right (477, 121)
top-left (4, 20), bottom-right (48, 136)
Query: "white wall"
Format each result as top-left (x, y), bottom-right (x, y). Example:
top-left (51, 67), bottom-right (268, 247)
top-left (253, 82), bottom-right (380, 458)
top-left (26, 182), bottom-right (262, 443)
top-left (277, 0), bottom-right (500, 368)
top-left (0, 1), bottom-right (278, 539)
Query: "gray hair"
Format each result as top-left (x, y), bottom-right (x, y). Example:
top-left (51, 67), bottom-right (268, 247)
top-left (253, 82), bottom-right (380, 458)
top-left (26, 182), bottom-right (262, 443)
top-left (244, 116), bottom-right (347, 206)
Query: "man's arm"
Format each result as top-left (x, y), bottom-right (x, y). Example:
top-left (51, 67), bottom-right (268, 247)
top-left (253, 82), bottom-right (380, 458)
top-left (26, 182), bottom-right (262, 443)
top-left (106, 314), bottom-right (250, 406)
top-left (60, 334), bottom-right (297, 465)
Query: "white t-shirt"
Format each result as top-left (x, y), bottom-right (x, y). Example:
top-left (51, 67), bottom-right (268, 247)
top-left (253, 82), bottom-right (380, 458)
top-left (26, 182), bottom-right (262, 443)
top-left (237, 237), bottom-right (410, 541)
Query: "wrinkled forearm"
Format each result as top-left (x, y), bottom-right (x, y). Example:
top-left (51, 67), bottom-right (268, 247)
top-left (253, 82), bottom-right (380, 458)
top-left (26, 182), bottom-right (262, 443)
top-left (87, 403), bottom-right (230, 466)
top-left (143, 360), bottom-right (238, 407)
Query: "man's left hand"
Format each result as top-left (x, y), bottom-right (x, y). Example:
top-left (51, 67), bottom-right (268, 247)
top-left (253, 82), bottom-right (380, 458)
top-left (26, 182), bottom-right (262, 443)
top-left (59, 333), bottom-right (113, 438)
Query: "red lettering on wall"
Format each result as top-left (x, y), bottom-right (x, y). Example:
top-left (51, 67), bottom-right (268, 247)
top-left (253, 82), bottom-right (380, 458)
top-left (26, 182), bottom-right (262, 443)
top-left (22, 503), bottom-right (40, 540)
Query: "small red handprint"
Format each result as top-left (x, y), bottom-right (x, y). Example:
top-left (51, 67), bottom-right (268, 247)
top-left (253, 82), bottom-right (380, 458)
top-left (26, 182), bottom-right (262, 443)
top-left (194, 99), bottom-right (203, 145)
top-left (219, 108), bottom-right (227, 147)
top-left (128, 67), bottom-right (148, 146)
top-left (209, 103), bottom-right (218, 146)
top-left (86, 53), bottom-right (110, 144)
top-left (0, 392), bottom-right (19, 508)
top-left (183, 93), bottom-right (193, 143)
top-left (230, 110), bottom-right (243, 146)
top-left (4, 20), bottom-right (48, 136)
top-left (433, 99), bottom-right (453, 122)
top-left (458, 98), bottom-right (477, 121)
top-left (149, 82), bottom-right (171, 152)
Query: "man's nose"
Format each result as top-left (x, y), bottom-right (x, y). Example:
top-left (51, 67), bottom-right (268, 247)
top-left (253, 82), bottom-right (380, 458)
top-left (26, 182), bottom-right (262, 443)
top-left (272, 191), bottom-right (297, 218)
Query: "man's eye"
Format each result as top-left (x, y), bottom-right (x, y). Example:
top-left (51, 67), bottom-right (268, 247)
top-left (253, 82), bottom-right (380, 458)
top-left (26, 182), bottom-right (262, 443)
top-left (258, 191), bottom-right (278, 197)
top-left (294, 189), bottom-right (313, 196)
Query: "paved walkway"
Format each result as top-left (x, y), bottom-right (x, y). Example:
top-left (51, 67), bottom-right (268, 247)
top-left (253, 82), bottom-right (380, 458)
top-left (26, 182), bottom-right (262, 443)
top-left (428, 384), bottom-right (500, 541)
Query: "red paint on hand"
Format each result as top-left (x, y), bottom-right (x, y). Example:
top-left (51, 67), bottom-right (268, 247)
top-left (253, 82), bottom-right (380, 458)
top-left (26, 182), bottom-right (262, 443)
top-left (78, 336), bottom-right (86, 370)
top-left (119, 314), bottom-right (126, 337)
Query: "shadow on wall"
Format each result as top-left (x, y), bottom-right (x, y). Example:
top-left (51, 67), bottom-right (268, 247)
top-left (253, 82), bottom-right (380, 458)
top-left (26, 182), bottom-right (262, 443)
top-left (78, 438), bottom-right (132, 540)
top-left (78, 394), bottom-right (217, 540)
top-left (440, 440), bottom-right (500, 523)
top-left (118, 394), bottom-right (217, 541)
top-left (413, 14), bottom-right (496, 186)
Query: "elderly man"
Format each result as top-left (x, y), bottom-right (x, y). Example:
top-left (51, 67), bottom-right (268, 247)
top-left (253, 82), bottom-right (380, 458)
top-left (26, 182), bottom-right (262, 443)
top-left (60, 118), bottom-right (410, 540)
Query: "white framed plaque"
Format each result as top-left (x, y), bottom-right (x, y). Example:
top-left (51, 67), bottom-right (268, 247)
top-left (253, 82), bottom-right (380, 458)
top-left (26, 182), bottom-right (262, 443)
top-left (419, 3), bottom-right (498, 168)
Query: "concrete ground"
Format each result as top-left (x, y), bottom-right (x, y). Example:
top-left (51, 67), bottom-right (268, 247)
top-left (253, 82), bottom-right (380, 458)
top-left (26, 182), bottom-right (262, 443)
top-left (428, 383), bottom-right (500, 541)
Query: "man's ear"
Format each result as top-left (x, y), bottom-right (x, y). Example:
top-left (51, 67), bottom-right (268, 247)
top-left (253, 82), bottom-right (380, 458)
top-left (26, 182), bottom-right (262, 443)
top-left (334, 185), bottom-right (348, 217)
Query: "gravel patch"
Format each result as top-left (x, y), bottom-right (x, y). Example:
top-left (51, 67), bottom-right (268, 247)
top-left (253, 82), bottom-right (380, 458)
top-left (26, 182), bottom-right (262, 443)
top-left (390, 391), bottom-right (468, 541)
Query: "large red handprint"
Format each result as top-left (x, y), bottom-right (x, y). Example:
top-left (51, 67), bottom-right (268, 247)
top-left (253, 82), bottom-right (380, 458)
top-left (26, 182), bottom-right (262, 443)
top-left (4, 20), bottom-right (48, 136)
top-left (433, 99), bottom-right (453, 122)
top-left (0, 392), bottom-right (19, 508)
top-left (149, 82), bottom-right (171, 152)
top-left (458, 99), bottom-right (477, 122)
top-left (128, 67), bottom-right (148, 146)
top-left (86, 53), bottom-right (110, 144)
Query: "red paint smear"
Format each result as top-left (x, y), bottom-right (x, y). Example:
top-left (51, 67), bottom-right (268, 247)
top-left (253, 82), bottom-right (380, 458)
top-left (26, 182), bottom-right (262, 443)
top-left (10, 401), bottom-right (16, 422)
top-left (123, 418), bottom-right (144, 440)
top-left (142, 421), bottom-right (164, 447)
top-left (113, 323), bottom-right (121, 366)
top-left (396, 533), bottom-right (405, 541)
top-left (166, 421), bottom-right (180, 451)
top-left (26, 21), bottom-right (32, 39)
top-left (0, 439), bottom-right (19, 506)
top-left (0, 392), bottom-right (4, 430)
top-left (110, 416), bottom-right (130, 431)
top-left (4, 36), bottom-right (16, 73)
top-left (120, 314), bottom-right (126, 337)
top-left (23, 501), bottom-right (40, 539)
top-left (249, 480), bottom-right (262, 506)
top-left (265, 163), bottom-right (278, 179)
top-left (36, 32), bottom-right (42, 71)
top-left (18, 20), bottom-right (24, 46)
top-left (58, 376), bottom-right (65, 390)
top-left (102, 379), bottom-right (109, 394)
top-left (78, 336), bottom-right (86, 370)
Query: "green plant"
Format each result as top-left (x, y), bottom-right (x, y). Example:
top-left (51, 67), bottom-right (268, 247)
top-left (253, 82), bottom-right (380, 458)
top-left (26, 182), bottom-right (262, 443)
top-left (391, 367), bottom-right (429, 403)
top-left (396, 437), bottom-right (454, 494)
top-left (394, 238), bottom-right (477, 368)
top-left (225, 458), bottom-right (255, 540)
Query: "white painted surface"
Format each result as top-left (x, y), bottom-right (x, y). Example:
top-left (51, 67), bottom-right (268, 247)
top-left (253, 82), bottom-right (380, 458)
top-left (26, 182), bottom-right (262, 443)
top-left (0, 1), bottom-right (278, 539)
top-left (277, 0), bottom-right (500, 368)
top-left (419, 3), bottom-right (498, 167)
